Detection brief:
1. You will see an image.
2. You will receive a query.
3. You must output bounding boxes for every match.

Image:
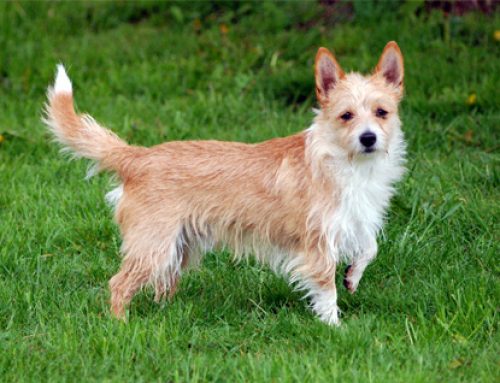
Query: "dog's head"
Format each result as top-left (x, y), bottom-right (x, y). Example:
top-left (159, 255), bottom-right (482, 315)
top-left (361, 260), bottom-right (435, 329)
top-left (314, 41), bottom-right (404, 158)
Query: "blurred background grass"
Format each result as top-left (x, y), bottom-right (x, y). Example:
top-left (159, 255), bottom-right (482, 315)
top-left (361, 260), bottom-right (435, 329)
top-left (0, 1), bottom-right (498, 382)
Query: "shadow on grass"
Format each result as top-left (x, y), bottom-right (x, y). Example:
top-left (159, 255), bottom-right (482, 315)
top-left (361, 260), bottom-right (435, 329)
top-left (124, 253), bottom-right (407, 326)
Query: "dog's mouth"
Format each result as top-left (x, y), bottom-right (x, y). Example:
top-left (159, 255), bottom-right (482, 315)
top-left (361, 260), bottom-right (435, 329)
top-left (362, 147), bottom-right (376, 154)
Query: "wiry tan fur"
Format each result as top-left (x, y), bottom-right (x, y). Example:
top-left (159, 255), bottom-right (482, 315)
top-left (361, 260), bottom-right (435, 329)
top-left (44, 42), bottom-right (406, 325)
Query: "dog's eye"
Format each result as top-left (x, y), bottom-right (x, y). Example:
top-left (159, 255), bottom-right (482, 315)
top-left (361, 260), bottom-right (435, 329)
top-left (376, 108), bottom-right (388, 118)
top-left (340, 112), bottom-right (353, 121)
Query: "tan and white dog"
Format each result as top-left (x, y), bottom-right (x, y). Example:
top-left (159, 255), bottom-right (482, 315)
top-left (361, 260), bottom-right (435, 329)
top-left (44, 42), bottom-right (405, 325)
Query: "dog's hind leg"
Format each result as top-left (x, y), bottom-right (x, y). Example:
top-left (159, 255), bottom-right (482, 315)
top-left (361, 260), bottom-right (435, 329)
top-left (109, 224), bottom-right (184, 319)
top-left (109, 256), bottom-right (153, 319)
top-left (153, 241), bottom-right (190, 303)
top-left (153, 223), bottom-right (216, 303)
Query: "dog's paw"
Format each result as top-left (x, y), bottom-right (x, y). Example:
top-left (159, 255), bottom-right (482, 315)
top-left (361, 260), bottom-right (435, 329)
top-left (311, 290), bottom-right (341, 326)
top-left (343, 278), bottom-right (357, 294)
top-left (317, 306), bottom-right (341, 326)
top-left (343, 265), bottom-right (357, 294)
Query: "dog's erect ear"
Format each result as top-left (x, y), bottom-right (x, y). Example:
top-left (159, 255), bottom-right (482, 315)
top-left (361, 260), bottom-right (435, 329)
top-left (315, 47), bottom-right (345, 107)
top-left (375, 41), bottom-right (404, 92)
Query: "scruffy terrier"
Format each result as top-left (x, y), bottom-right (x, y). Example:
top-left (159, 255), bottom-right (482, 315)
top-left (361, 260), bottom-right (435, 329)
top-left (44, 42), bottom-right (405, 325)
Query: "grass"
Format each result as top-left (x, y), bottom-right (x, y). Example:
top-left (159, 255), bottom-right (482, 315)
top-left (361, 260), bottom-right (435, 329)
top-left (0, 2), bottom-right (498, 382)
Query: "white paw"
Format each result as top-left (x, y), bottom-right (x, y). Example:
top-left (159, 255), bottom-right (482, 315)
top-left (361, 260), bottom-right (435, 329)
top-left (311, 290), bottom-right (341, 326)
top-left (316, 306), bottom-right (341, 326)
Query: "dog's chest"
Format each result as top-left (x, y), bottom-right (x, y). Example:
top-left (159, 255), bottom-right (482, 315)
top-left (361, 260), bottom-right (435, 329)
top-left (327, 158), bottom-right (400, 257)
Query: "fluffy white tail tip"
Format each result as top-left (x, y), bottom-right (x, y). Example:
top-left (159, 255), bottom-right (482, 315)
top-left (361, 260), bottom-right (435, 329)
top-left (54, 64), bottom-right (72, 94)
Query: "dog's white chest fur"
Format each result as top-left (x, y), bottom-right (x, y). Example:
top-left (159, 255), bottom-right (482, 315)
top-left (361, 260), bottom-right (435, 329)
top-left (325, 135), bottom-right (405, 262)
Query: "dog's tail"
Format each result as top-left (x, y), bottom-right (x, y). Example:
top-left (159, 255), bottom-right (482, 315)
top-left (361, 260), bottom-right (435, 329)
top-left (44, 65), bottom-right (134, 175)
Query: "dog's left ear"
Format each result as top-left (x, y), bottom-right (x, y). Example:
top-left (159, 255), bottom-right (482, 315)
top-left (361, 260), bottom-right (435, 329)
top-left (375, 41), bottom-right (404, 94)
top-left (315, 47), bottom-right (345, 108)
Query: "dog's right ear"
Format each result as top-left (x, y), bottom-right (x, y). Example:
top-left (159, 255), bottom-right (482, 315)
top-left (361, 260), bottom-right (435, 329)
top-left (315, 47), bottom-right (345, 108)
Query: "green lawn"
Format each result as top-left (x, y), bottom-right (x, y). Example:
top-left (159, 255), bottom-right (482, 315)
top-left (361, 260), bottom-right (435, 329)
top-left (0, 2), bottom-right (498, 382)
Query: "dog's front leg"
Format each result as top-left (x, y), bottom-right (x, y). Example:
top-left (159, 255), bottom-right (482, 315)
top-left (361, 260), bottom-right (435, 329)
top-left (299, 262), bottom-right (340, 326)
top-left (343, 238), bottom-right (378, 294)
top-left (310, 283), bottom-right (340, 326)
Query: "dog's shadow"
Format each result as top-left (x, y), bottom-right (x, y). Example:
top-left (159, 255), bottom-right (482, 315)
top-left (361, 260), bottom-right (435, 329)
top-left (128, 255), bottom-right (312, 324)
top-left (127, 254), bottom-right (384, 325)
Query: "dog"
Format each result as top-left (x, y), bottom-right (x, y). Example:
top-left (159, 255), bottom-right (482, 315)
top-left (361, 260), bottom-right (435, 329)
top-left (44, 41), bottom-right (405, 325)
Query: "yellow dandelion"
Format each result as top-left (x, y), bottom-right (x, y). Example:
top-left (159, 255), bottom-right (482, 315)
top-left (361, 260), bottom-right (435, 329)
top-left (0, 134), bottom-right (4, 143)
top-left (219, 23), bottom-right (229, 35)
top-left (466, 93), bottom-right (477, 105)
top-left (494, 30), bottom-right (500, 42)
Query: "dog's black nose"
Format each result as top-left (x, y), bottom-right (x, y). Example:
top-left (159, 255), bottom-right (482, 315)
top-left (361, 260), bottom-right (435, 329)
top-left (359, 132), bottom-right (377, 148)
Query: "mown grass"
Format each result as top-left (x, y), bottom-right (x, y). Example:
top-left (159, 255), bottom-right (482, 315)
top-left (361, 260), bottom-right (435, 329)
top-left (0, 2), bottom-right (498, 382)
